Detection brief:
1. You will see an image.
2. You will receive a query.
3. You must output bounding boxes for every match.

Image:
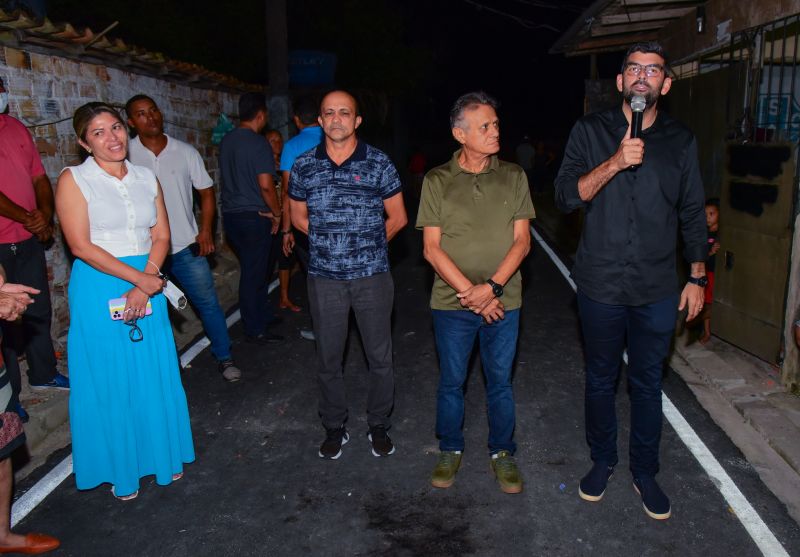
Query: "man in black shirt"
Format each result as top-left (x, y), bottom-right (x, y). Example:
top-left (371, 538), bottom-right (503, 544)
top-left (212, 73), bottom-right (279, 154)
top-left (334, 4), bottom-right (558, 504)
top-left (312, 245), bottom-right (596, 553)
top-left (555, 42), bottom-right (707, 520)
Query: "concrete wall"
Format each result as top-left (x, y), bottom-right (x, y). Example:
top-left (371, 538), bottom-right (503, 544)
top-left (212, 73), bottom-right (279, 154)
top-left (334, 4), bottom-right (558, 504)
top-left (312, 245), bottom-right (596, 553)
top-left (0, 46), bottom-right (241, 351)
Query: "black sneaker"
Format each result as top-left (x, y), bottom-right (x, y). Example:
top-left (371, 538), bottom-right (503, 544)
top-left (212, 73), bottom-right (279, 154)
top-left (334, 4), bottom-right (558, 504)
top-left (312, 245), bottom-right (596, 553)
top-left (578, 463), bottom-right (614, 502)
top-left (319, 427), bottom-right (349, 459)
top-left (633, 476), bottom-right (671, 520)
top-left (367, 426), bottom-right (395, 457)
top-left (244, 332), bottom-right (284, 345)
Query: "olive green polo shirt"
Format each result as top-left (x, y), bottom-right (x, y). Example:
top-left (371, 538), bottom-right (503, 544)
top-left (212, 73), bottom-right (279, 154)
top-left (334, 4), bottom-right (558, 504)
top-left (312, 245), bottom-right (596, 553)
top-left (416, 150), bottom-right (536, 311)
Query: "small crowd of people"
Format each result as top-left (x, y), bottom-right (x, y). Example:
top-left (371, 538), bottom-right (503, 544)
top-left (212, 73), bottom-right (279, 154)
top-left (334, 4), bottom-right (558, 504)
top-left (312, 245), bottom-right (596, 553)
top-left (0, 40), bottom-right (718, 552)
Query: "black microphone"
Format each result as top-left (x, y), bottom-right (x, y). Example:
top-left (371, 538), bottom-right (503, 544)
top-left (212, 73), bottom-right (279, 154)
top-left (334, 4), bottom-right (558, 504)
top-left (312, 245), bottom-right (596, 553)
top-left (629, 95), bottom-right (646, 170)
top-left (630, 95), bottom-right (646, 139)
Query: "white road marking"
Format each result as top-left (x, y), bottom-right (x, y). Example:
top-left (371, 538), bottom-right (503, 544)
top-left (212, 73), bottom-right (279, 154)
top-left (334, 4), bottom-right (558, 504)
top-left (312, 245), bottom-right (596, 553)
top-left (531, 225), bottom-right (788, 557)
top-left (11, 278), bottom-right (279, 527)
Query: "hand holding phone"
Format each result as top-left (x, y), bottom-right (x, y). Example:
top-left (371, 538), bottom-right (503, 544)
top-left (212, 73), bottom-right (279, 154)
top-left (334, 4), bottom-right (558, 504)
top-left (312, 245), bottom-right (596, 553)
top-left (109, 298), bottom-right (152, 320)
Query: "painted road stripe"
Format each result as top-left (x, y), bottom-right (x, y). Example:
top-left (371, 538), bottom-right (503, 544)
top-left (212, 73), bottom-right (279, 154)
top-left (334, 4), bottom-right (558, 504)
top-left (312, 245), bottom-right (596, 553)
top-left (11, 278), bottom-right (279, 527)
top-left (10, 455), bottom-right (72, 527)
top-left (531, 225), bottom-right (789, 557)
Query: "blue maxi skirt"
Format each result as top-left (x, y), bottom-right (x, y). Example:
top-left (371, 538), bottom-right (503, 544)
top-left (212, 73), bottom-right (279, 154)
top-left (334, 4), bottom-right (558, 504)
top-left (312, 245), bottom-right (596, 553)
top-left (67, 255), bottom-right (195, 497)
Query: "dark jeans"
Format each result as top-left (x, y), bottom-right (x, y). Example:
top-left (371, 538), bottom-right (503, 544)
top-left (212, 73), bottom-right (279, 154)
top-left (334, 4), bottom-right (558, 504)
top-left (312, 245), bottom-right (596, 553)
top-left (164, 246), bottom-right (231, 362)
top-left (432, 308), bottom-right (520, 455)
top-left (223, 212), bottom-right (274, 337)
top-left (292, 229), bottom-right (310, 272)
top-left (0, 237), bottom-right (57, 394)
top-left (307, 272), bottom-right (394, 431)
top-left (577, 290), bottom-right (678, 478)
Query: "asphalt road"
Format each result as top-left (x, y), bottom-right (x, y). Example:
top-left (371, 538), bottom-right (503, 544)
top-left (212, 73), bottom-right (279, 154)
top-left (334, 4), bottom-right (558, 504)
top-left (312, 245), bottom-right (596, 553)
top-left (12, 223), bottom-right (800, 556)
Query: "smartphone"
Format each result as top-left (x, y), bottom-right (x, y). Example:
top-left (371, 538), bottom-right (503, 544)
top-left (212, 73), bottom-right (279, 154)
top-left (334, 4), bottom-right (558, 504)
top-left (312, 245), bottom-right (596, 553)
top-left (108, 298), bottom-right (153, 320)
top-left (188, 242), bottom-right (201, 257)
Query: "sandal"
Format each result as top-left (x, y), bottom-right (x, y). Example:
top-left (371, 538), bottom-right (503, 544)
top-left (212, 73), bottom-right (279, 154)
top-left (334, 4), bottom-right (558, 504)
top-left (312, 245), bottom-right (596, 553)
top-left (111, 486), bottom-right (138, 501)
top-left (279, 301), bottom-right (302, 312)
top-left (172, 472), bottom-right (183, 481)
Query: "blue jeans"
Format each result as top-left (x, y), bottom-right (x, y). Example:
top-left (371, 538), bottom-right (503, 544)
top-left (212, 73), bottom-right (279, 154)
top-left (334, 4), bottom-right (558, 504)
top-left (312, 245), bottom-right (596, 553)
top-left (223, 212), bottom-right (273, 337)
top-left (432, 308), bottom-right (520, 455)
top-left (164, 246), bottom-right (231, 362)
top-left (577, 290), bottom-right (677, 478)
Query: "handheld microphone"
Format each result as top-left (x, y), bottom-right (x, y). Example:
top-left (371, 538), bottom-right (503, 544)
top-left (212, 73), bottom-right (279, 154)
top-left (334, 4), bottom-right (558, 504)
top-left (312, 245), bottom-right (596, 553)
top-left (630, 95), bottom-right (646, 139)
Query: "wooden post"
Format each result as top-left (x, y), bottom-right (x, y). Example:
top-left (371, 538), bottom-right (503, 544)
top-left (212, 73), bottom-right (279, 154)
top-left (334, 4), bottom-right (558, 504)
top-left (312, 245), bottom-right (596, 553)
top-left (266, 0), bottom-right (290, 140)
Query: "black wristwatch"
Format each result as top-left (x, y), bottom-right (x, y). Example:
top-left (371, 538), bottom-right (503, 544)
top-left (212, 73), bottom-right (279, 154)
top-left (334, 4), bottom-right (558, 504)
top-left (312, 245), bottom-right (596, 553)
top-left (487, 278), bottom-right (504, 298)
top-left (687, 275), bottom-right (708, 288)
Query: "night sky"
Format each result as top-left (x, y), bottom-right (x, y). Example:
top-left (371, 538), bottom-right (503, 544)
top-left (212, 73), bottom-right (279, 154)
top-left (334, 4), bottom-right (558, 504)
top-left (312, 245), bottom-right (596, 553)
top-left (46, 0), bottom-right (624, 158)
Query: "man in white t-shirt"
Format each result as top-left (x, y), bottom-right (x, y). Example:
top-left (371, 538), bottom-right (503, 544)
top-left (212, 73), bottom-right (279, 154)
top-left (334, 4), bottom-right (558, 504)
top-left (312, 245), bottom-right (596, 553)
top-left (126, 95), bottom-right (241, 382)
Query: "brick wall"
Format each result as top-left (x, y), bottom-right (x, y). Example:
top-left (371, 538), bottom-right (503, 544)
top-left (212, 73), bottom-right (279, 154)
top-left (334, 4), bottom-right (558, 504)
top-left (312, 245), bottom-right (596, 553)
top-left (0, 46), bottom-right (244, 351)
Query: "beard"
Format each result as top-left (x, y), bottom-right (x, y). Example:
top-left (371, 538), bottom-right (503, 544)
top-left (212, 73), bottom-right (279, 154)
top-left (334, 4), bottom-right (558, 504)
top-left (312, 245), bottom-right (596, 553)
top-left (623, 79), bottom-right (660, 107)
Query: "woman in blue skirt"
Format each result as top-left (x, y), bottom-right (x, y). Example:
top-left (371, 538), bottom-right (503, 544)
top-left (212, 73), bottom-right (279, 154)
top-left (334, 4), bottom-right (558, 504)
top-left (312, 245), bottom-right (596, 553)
top-left (55, 102), bottom-right (194, 500)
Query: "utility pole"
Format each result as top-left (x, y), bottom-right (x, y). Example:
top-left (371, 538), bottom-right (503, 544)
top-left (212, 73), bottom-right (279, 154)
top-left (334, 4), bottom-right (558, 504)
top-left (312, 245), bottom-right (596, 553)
top-left (266, 0), bottom-right (290, 139)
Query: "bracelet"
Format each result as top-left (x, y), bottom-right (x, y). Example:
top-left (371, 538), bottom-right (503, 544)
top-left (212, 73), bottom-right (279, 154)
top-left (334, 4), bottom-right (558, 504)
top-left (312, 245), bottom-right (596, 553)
top-left (147, 260), bottom-right (160, 274)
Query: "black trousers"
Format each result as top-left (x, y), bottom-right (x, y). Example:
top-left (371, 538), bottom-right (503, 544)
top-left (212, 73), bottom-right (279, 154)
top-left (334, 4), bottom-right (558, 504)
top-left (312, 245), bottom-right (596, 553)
top-left (0, 237), bottom-right (57, 395)
top-left (307, 272), bottom-right (395, 431)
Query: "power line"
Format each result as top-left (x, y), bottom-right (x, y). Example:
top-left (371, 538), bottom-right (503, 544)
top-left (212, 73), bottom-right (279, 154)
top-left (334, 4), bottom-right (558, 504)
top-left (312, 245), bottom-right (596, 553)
top-left (510, 0), bottom-right (585, 12)
top-left (461, 0), bottom-right (561, 32)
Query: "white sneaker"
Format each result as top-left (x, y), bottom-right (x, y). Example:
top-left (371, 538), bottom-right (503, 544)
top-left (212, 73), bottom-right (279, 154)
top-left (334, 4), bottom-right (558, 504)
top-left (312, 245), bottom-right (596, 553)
top-left (218, 360), bottom-right (242, 382)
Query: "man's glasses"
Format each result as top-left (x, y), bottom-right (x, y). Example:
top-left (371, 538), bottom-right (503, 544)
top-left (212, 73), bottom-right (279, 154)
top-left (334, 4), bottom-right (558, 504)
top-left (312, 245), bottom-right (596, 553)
top-left (624, 63), bottom-right (664, 78)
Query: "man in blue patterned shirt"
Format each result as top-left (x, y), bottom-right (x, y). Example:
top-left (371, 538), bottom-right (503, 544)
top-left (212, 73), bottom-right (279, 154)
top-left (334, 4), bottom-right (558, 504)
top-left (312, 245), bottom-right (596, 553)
top-left (289, 90), bottom-right (407, 460)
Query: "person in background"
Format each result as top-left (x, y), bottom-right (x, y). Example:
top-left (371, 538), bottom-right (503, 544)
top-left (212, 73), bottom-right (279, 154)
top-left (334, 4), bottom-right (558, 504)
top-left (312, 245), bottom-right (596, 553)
top-left (280, 95), bottom-right (323, 342)
top-left (56, 102), bottom-right (194, 501)
top-left (699, 198), bottom-right (719, 344)
top-left (126, 94), bottom-right (241, 382)
top-left (0, 75), bottom-right (68, 424)
top-left (219, 93), bottom-right (283, 344)
top-left (264, 128), bottom-right (300, 313)
top-left (0, 268), bottom-right (59, 554)
top-left (514, 134), bottom-right (534, 187)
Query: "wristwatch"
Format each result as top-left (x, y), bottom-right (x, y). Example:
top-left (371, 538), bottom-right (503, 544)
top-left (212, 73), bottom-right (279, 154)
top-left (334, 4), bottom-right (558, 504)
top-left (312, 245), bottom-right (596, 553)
top-left (486, 279), bottom-right (504, 297)
top-left (687, 275), bottom-right (708, 287)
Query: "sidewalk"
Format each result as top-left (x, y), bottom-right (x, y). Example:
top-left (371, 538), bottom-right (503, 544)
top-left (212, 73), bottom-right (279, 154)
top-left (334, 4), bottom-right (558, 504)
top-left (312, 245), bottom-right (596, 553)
top-left (670, 332), bottom-right (800, 524)
top-left (532, 189), bottom-right (800, 525)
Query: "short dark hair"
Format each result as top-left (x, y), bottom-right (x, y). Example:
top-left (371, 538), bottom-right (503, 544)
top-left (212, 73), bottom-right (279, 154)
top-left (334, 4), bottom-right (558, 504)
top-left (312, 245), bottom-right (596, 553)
top-left (450, 91), bottom-right (498, 130)
top-left (293, 95), bottom-right (318, 125)
top-left (239, 92), bottom-right (267, 122)
top-left (621, 41), bottom-right (671, 74)
top-left (706, 197), bottom-right (720, 208)
top-left (124, 94), bottom-right (157, 118)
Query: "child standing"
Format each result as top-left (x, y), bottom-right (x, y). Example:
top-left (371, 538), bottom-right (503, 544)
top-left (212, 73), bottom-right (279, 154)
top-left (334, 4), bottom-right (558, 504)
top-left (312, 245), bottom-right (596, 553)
top-left (700, 198), bottom-right (720, 344)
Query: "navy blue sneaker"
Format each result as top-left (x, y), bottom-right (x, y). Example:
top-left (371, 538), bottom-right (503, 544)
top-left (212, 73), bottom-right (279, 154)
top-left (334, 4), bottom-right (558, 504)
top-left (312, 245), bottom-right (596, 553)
top-left (30, 372), bottom-right (70, 391)
top-left (578, 463), bottom-right (614, 502)
top-left (633, 476), bottom-right (671, 520)
top-left (14, 402), bottom-right (29, 423)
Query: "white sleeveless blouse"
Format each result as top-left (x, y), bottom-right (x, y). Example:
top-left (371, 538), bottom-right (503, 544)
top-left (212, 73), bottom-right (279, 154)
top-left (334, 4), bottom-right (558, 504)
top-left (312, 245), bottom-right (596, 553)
top-left (65, 157), bottom-right (158, 257)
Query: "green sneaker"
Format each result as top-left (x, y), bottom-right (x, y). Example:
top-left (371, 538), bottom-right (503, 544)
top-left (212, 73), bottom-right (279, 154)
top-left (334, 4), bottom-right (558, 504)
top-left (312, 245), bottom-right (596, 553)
top-left (491, 450), bottom-right (523, 494)
top-left (431, 451), bottom-right (462, 488)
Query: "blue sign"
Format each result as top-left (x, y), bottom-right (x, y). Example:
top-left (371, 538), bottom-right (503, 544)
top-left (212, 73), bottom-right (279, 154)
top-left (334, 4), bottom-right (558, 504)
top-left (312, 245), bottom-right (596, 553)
top-left (288, 50), bottom-right (337, 86)
top-left (757, 94), bottom-right (800, 142)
